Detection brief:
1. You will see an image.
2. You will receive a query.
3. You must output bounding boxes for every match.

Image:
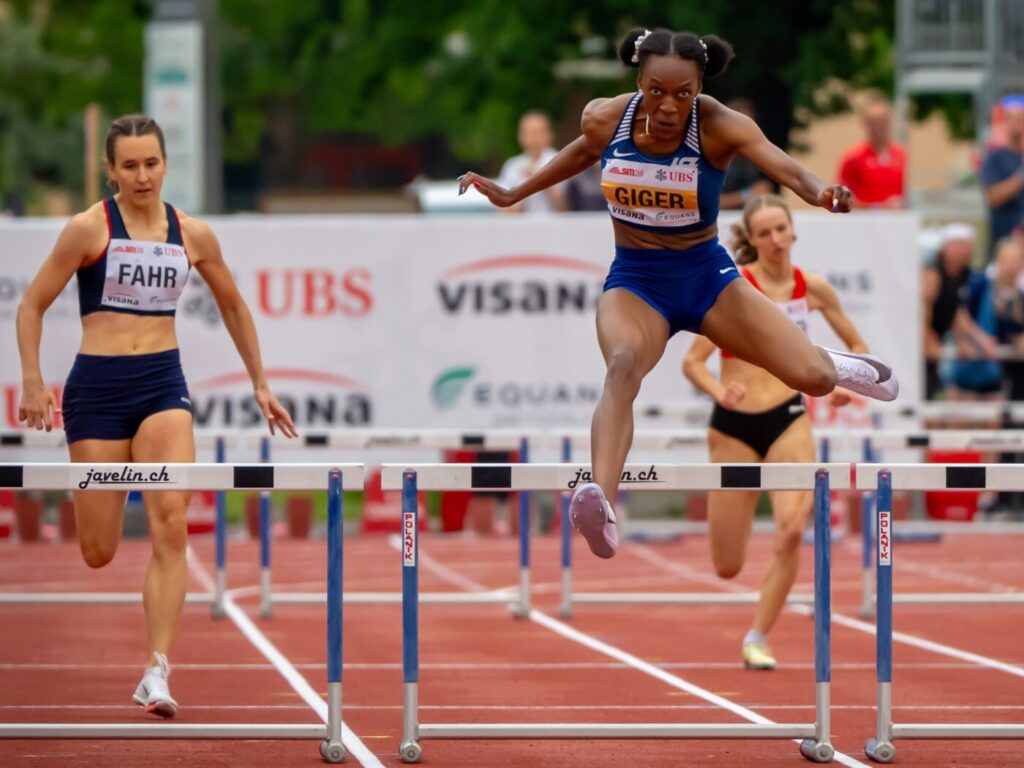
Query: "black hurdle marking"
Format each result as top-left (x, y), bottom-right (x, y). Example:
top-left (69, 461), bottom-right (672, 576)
top-left (946, 466), bottom-right (986, 489)
top-left (461, 434), bottom-right (485, 446)
top-left (907, 435), bottom-right (930, 447)
top-left (0, 465), bottom-right (24, 488)
top-left (721, 465), bottom-right (762, 488)
top-left (304, 434), bottom-right (329, 447)
top-left (233, 466), bottom-right (275, 489)
top-left (470, 465), bottom-right (512, 489)
top-left (0, 435), bottom-right (25, 446)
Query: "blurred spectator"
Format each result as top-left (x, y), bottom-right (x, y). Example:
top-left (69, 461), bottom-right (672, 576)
top-left (980, 96), bottom-right (1024, 259)
top-left (720, 98), bottom-right (773, 209)
top-left (497, 110), bottom-right (566, 213)
top-left (836, 92), bottom-right (906, 209)
top-left (923, 223), bottom-right (984, 399)
top-left (565, 163), bottom-right (606, 211)
top-left (951, 236), bottom-right (1024, 399)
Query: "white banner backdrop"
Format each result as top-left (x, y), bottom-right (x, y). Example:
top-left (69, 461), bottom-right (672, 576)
top-left (0, 212), bottom-right (919, 432)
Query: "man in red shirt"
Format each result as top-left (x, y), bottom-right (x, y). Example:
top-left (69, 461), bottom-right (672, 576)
top-left (836, 93), bottom-right (906, 208)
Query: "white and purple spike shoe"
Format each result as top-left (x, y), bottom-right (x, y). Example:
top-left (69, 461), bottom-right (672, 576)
top-left (570, 482), bottom-right (619, 559)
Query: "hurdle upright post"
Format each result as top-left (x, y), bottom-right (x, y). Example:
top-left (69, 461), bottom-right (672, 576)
top-left (400, 470), bottom-right (423, 763)
top-left (859, 437), bottom-right (876, 620)
top-left (321, 468), bottom-right (346, 763)
top-left (558, 435), bottom-right (572, 618)
top-left (259, 436), bottom-right (273, 619)
top-left (513, 436), bottom-right (531, 619)
top-left (865, 469), bottom-right (895, 763)
top-left (800, 469), bottom-right (835, 763)
top-left (212, 436), bottom-right (227, 619)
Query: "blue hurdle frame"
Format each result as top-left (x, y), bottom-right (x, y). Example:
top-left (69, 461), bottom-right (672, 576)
top-left (398, 465), bottom-right (835, 764)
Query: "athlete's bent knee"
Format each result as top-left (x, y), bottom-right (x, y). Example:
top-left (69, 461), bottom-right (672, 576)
top-left (775, 524), bottom-right (804, 557)
top-left (714, 557), bottom-right (744, 580)
top-left (80, 542), bottom-right (116, 569)
top-left (604, 348), bottom-right (644, 399)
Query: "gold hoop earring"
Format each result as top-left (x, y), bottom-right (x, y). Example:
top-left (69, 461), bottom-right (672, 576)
top-left (644, 113), bottom-right (651, 136)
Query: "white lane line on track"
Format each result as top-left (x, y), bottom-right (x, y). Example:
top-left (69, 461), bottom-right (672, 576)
top-left (394, 540), bottom-right (872, 768)
top-left (185, 547), bottom-right (385, 768)
top-left (631, 542), bottom-right (1024, 681)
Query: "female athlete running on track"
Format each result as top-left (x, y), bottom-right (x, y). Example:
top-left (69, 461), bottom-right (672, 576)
top-left (683, 194), bottom-right (865, 670)
top-left (459, 27), bottom-right (899, 559)
top-left (16, 114), bottom-right (297, 717)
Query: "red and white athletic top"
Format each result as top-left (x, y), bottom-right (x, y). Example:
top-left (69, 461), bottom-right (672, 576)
top-left (721, 266), bottom-right (809, 358)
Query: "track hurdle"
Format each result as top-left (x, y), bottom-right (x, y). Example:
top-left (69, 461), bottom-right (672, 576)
top-left (859, 464), bottom-right (1024, 763)
top-left (554, 432), bottom-right (817, 616)
top-left (383, 462), bottom-right (846, 764)
top-left (851, 432), bottom-right (1024, 620)
top-left (0, 461), bottom-right (363, 763)
top-left (249, 429), bottom-right (531, 613)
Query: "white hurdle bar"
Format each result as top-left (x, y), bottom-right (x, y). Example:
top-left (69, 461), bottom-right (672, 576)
top-left (252, 429), bottom-right (534, 616)
top-left (381, 462), bottom-right (841, 764)
top-left (0, 461), bottom-right (363, 763)
top-left (861, 465), bottom-right (1024, 763)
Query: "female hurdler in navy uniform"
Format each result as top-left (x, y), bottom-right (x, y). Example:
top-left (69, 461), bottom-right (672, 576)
top-left (16, 114), bottom-right (297, 716)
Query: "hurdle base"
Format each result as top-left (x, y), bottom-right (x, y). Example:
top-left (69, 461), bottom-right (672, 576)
top-left (399, 739), bottom-right (423, 763)
top-left (864, 737), bottom-right (895, 763)
top-left (799, 738), bottom-right (834, 763)
top-left (417, 722), bottom-right (817, 739)
top-left (320, 739), bottom-right (346, 763)
top-left (571, 592), bottom-right (815, 605)
top-left (270, 591), bottom-right (516, 605)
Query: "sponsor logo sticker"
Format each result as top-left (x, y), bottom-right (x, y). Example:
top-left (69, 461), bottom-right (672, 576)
top-left (878, 510), bottom-right (891, 566)
top-left (77, 465), bottom-right (173, 490)
top-left (403, 511), bottom-right (416, 566)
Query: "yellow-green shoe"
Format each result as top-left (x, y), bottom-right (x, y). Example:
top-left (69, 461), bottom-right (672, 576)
top-left (742, 641), bottom-right (776, 670)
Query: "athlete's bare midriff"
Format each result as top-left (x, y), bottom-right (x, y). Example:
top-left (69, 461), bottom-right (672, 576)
top-left (612, 218), bottom-right (719, 250)
top-left (719, 356), bottom-right (799, 413)
top-left (79, 313), bottom-right (179, 356)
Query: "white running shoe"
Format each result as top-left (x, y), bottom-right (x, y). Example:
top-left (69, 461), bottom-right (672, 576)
top-left (132, 652), bottom-right (178, 718)
top-left (823, 347), bottom-right (899, 402)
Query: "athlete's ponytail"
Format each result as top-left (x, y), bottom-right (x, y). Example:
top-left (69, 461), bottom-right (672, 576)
top-left (104, 114), bottom-right (166, 192)
top-left (730, 194), bottom-right (793, 265)
top-left (618, 27), bottom-right (734, 79)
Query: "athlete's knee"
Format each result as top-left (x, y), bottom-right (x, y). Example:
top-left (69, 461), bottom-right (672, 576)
top-left (713, 553), bottom-right (744, 580)
top-left (148, 498), bottom-right (188, 554)
top-left (80, 540), bottom-right (117, 569)
top-left (604, 347), bottom-right (645, 398)
top-left (775, 520), bottom-right (805, 556)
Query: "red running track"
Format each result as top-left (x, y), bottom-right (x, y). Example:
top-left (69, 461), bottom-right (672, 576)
top-left (1, 529), bottom-right (1022, 767)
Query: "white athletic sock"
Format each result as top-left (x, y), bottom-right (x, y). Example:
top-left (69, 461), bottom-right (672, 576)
top-left (743, 629), bottom-right (767, 647)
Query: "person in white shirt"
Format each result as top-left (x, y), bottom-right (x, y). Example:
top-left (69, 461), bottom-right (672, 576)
top-left (497, 111), bottom-right (567, 213)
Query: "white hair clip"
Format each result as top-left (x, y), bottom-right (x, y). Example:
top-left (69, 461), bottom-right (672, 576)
top-left (631, 29), bottom-right (652, 64)
top-left (699, 37), bottom-right (708, 64)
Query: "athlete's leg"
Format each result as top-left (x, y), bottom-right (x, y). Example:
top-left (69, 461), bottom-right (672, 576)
top-left (706, 429), bottom-right (761, 579)
top-left (592, 288), bottom-right (670, 497)
top-left (132, 409), bottom-right (195, 665)
top-left (700, 280), bottom-right (835, 396)
top-left (68, 439), bottom-right (132, 568)
top-left (752, 415), bottom-right (816, 637)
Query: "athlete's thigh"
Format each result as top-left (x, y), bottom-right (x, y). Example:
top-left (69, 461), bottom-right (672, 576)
top-left (700, 279), bottom-right (821, 381)
top-left (706, 428), bottom-right (761, 565)
top-left (131, 409), bottom-right (196, 523)
top-left (68, 439), bottom-right (132, 541)
top-left (764, 415), bottom-right (816, 527)
top-left (596, 288), bottom-right (670, 373)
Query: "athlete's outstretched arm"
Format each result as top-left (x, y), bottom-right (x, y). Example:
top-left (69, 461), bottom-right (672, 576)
top-left (458, 95), bottom-right (625, 207)
top-left (185, 218), bottom-right (298, 437)
top-left (707, 105), bottom-right (852, 212)
top-left (16, 214), bottom-right (96, 430)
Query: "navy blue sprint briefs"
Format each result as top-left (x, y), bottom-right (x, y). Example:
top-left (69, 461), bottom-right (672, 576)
top-left (62, 349), bottom-right (192, 443)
